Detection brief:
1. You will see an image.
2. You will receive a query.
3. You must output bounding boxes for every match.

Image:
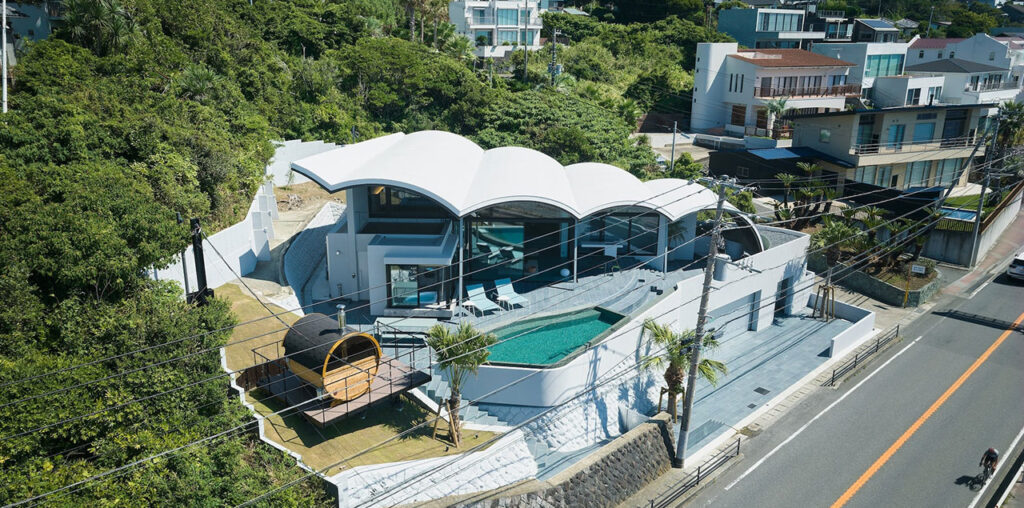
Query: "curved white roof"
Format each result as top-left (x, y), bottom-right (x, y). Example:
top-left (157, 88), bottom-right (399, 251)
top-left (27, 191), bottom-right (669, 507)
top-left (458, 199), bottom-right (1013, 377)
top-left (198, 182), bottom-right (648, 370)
top-left (290, 131), bottom-right (723, 221)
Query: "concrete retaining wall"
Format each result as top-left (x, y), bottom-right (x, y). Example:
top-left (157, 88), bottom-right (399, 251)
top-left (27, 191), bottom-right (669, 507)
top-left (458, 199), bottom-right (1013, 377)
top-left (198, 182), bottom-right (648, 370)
top-left (922, 183), bottom-right (1024, 265)
top-left (418, 413), bottom-right (676, 508)
top-left (282, 202), bottom-right (345, 294)
top-left (807, 254), bottom-right (942, 307)
top-left (151, 181), bottom-right (277, 293)
top-left (806, 294), bottom-right (877, 358)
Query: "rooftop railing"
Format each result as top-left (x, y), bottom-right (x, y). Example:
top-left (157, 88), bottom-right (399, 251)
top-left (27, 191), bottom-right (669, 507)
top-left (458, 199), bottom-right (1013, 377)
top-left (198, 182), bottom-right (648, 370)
top-left (754, 84), bottom-right (861, 98)
top-left (964, 81), bottom-right (1020, 93)
top-left (852, 135), bottom-right (978, 155)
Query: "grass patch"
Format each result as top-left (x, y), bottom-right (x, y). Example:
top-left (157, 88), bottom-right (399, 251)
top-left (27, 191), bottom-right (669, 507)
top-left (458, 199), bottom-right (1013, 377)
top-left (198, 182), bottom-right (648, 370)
top-left (874, 268), bottom-right (936, 290)
top-left (218, 284), bottom-right (299, 372)
top-left (944, 194), bottom-right (996, 217)
top-left (249, 392), bottom-right (497, 475)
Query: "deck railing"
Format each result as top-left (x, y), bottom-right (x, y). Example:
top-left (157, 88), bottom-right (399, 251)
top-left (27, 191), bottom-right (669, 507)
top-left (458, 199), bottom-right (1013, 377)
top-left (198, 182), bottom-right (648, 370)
top-left (753, 84), bottom-right (861, 98)
top-left (852, 135), bottom-right (978, 155)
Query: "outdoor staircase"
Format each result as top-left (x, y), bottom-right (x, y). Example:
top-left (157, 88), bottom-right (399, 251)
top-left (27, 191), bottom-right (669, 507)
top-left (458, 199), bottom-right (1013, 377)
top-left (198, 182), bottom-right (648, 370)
top-left (419, 373), bottom-right (510, 429)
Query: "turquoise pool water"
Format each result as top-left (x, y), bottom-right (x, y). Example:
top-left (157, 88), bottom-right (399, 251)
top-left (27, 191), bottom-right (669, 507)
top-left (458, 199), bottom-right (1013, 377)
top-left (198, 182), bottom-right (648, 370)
top-left (487, 308), bottom-right (625, 366)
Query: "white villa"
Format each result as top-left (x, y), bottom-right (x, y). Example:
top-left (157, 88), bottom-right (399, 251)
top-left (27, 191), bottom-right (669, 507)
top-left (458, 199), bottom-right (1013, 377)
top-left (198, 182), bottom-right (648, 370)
top-left (448, 0), bottom-right (547, 58)
top-left (692, 43), bottom-right (858, 137)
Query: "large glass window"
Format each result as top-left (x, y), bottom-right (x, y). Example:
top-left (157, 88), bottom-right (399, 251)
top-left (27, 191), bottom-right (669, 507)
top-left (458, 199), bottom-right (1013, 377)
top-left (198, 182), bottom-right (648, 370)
top-left (519, 29), bottom-right (538, 45)
top-left (912, 122), bottom-right (935, 143)
top-left (865, 54), bottom-right (904, 77)
top-left (758, 12), bottom-right (803, 31)
top-left (496, 8), bottom-right (518, 25)
top-left (497, 30), bottom-right (518, 44)
top-left (905, 161), bottom-right (932, 188)
top-left (367, 186), bottom-right (452, 219)
top-left (905, 88), bottom-right (921, 105)
top-left (466, 202), bottom-right (573, 283)
top-left (472, 8), bottom-right (488, 23)
top-left (387, 265), bottom-right (451, 308)
top-left (474, 30), bottom-right (493, 45)
top-left (934, 159), bottom-right (961, 187)
top-left (886, 124), bottom-right (905, 150)
top-left (579, 212), bottom-right (660, 257)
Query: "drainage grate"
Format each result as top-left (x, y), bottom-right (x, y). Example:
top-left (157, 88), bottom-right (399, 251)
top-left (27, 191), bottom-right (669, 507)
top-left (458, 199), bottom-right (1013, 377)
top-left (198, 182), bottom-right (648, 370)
top-left (754, 387), bottom-right (771, 395)
top-left (747, 403), bottom-right (757, 409)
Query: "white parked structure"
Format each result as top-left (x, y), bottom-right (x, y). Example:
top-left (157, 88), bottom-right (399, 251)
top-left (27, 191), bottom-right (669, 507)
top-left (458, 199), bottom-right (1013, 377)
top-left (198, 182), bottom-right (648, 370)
top-left (692, 43), bottom-right (858, 136)
top-left (449, 0), bottom-right (547, 58)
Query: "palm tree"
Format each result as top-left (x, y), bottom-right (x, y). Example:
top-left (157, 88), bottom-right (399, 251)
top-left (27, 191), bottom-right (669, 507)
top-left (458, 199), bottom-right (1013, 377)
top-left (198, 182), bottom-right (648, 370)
top-left (63, 0), bottom-right (136, 56)
top-left (640, 320), bottom-right (727, 423)
top-left (765, 97), bottom-right (789, 139)
top-left (811, 216), bottom-right (861, 280)
top-left (775, 172), bottom-right (796, 207)
top-left (425, 322), bottom-right (496, 447)
top-left (997, 101), bottom-right (1024, 154)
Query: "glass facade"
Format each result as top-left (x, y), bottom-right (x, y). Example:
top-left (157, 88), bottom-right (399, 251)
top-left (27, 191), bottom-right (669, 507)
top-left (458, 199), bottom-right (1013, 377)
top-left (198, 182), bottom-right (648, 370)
top-left (496, 8), bottom-right (518, 25)
top-left (578, 211), bottom-right (660, 257)
top-left (905, 161), bottom-right (931, 188)
top-left (474, 29), bottom-right (493, 45)
top-left (758, 12), bottom-right (802, 31)
top-left (854, 165), bottom-right (892, 187)
top-left (912, 122), bottom-right (935, 143)
top-left (934, 159), bottom-right (961, 187)
top-left (367, 186), bottom-right (452, 219)
top-left (497, 30), bottom-right (518, 44)
top-left (864, 54), bottom-right (904, 78)
top-left (466, 202), bottom-right (573, 283)
top-left (387, 265), bottom-right (452, 308)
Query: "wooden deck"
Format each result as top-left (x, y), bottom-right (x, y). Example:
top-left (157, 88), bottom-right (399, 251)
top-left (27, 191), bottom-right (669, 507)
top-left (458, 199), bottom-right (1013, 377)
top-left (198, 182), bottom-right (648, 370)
top-left (258, 354), bottom-right (430, 428)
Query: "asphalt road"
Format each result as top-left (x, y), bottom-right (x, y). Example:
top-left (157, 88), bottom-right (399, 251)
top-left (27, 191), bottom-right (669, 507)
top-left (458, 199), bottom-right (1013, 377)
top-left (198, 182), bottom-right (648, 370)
top-left (687, 272), bottom-right (1024, 508)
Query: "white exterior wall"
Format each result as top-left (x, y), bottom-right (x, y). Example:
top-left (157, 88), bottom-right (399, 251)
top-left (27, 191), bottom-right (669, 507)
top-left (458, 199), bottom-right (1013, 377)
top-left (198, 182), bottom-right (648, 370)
top-left (459, 229), bottom-right (814, 407)
top-left (151, 182), bottom-right (277, 293)
top-left (692, 43), bottom-right (738, 131)
top-left (871, 75), bottom-right (944, 108)
top-left (911, 34), bottom-right (1010, 67)
top-left (365, 230), bottom-right (457, 316)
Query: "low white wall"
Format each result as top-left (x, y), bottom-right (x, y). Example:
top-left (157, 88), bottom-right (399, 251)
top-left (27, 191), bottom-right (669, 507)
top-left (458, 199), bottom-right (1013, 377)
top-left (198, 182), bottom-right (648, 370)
top-left (152, 182), bottom-right (277, 293)
top-left (329, 430), bottom-right (537, 508)
top-left (460, 229), bottom-right (813, 407)
top-left (806, 293), bottom-right (876, 358)
top-left (977, 185), bottom-right (1023, 261)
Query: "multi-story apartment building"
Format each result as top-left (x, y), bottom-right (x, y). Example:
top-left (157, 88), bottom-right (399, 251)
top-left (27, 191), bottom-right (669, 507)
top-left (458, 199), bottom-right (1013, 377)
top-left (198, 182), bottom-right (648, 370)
top-left (692, 43), bottom-right (857, 137)
top-left (718, 7), bottom-right (825, 49)
top-left (449, 0), bottom-right (546, 58)
top-left (791, 104), bottom-right (991, 197)
top-left (905, 34), bottom-right (1024, 106)
top-left (811, 41), bottom-right (912, 103)
top-left (804, 9), bottom-right (853, 42)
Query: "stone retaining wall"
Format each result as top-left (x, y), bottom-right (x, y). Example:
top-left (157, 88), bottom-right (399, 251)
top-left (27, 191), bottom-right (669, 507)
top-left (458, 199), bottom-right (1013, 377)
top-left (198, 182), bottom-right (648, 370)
top-left (807, 254), bottom-right (942, 307)
top-left (415, 413), bottom-right (675, 508)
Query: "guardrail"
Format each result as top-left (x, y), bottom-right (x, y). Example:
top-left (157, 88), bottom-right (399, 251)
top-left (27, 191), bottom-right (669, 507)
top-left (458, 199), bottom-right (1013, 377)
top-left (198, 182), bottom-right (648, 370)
top-left (852, 136), bottom-right (977, 155)
top-left (826, 325), bottom-right (900, 386)
top-left (649, 438), bottom-right (742, 508)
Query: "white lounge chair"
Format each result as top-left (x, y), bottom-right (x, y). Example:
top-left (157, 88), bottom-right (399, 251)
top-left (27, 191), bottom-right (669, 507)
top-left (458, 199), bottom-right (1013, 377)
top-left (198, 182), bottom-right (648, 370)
top-left (464, 284), bottom-right (500, 316)
top-left (494, 278), bottom-right (529, 310)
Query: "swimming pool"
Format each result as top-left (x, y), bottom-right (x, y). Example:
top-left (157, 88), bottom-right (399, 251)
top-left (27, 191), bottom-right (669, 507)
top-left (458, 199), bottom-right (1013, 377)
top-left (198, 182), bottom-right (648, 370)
top-left (940, 207), bottom-right (977, 221)
top-left (486, 308), bottom-right (626, 367)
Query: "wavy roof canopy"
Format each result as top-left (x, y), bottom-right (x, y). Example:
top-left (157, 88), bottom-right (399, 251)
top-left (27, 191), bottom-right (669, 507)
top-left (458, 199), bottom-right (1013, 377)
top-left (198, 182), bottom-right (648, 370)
top-left (290, 131), bottom-right (730, 221)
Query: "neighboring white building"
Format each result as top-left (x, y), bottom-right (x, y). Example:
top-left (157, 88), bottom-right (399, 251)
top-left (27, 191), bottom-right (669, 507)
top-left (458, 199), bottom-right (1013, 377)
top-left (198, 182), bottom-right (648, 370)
top-left (810, 40), bottom-right (915, 103)
top-left (692, 43), bottom-right (856, 137)
top-left (449, 0), bottom-right (546, 58)
top-left (904, 34), bottom-right (1024, 107)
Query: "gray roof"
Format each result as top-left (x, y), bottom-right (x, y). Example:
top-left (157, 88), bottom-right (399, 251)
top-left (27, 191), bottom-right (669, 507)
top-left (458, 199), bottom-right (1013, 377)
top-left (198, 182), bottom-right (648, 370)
top-left (857, 18), bottom-right (897, 30)
top-left (283, 313), bottom-right (378, 371)
top-left (906, 58), bottom-right (1006, 73)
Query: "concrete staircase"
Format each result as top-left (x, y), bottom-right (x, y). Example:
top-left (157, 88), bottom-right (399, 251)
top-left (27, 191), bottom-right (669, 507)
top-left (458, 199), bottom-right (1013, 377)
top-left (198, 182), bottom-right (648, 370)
top-left (420, 373), bottom-right (510, 429)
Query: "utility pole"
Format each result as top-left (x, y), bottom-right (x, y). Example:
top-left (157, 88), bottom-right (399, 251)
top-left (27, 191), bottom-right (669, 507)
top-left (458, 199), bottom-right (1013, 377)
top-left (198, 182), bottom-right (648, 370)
top-left (549, 27), bottom-right (560, 86)
top-left (2, 0), bottom-right (7, 114)
top-left (669, 121), bottom-right (677, 174)
top-left (177, 213), bottom-right (191, 296)
top-left (674, 178), bottom-right (730, 468)
top-left (926, 6), bottom-right (934, 38)
top-left (522, 0), bottom-right (529, 85)
top-left (969, 171), bottom-right (990, 267)
top-left (188, 218), bottom-right (214, 305)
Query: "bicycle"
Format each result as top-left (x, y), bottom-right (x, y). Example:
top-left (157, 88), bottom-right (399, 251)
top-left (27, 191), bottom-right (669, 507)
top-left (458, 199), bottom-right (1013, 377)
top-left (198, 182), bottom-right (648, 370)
top-left (969, 464), bottom-right (994, 491)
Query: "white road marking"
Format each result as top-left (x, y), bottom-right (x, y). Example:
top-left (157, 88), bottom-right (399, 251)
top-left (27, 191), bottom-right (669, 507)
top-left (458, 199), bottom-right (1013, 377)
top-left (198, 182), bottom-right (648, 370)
top-left (967, 423), bottom-right (1024, 508)
top-left (724, 335), bottom-right (925, 491)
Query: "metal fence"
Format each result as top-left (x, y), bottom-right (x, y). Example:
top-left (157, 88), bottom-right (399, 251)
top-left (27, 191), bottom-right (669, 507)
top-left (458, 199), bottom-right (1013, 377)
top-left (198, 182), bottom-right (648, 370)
top-left (649, 438), bottom-right (742, 508)
top-left (826, 325), bottom-right (900, 386)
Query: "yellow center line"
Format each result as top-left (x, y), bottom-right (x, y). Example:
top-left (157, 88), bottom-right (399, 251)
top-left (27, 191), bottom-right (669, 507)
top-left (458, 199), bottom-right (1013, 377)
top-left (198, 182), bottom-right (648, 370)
top-left (831, 309), bottom-right (1024, 508)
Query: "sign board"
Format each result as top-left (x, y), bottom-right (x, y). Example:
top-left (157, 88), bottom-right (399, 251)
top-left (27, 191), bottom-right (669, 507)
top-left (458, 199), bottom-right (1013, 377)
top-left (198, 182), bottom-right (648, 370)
top-left (910, 264), bottom-right (926, 275)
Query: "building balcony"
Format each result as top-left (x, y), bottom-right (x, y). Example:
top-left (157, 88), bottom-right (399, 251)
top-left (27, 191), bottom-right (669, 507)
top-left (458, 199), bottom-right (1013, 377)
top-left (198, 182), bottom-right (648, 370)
top-left (850, 136), bottom-right (984, 162)
top-left (964, 81), bottom-right (1019, 92)
top-left (754, 84), bottom-right (861, 98)
top-left (470, 16), bottom-right (497, 25)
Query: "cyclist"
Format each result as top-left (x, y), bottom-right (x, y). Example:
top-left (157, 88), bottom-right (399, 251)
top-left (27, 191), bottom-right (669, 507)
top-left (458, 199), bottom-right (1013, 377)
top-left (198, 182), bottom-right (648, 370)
top-left (980, 448), bottom-right (999, 480)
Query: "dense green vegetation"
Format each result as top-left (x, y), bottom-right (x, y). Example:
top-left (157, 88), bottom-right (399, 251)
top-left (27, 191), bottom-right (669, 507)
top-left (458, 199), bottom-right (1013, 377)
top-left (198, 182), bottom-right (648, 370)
top-left (0, 0), bottom-right (734, 504)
